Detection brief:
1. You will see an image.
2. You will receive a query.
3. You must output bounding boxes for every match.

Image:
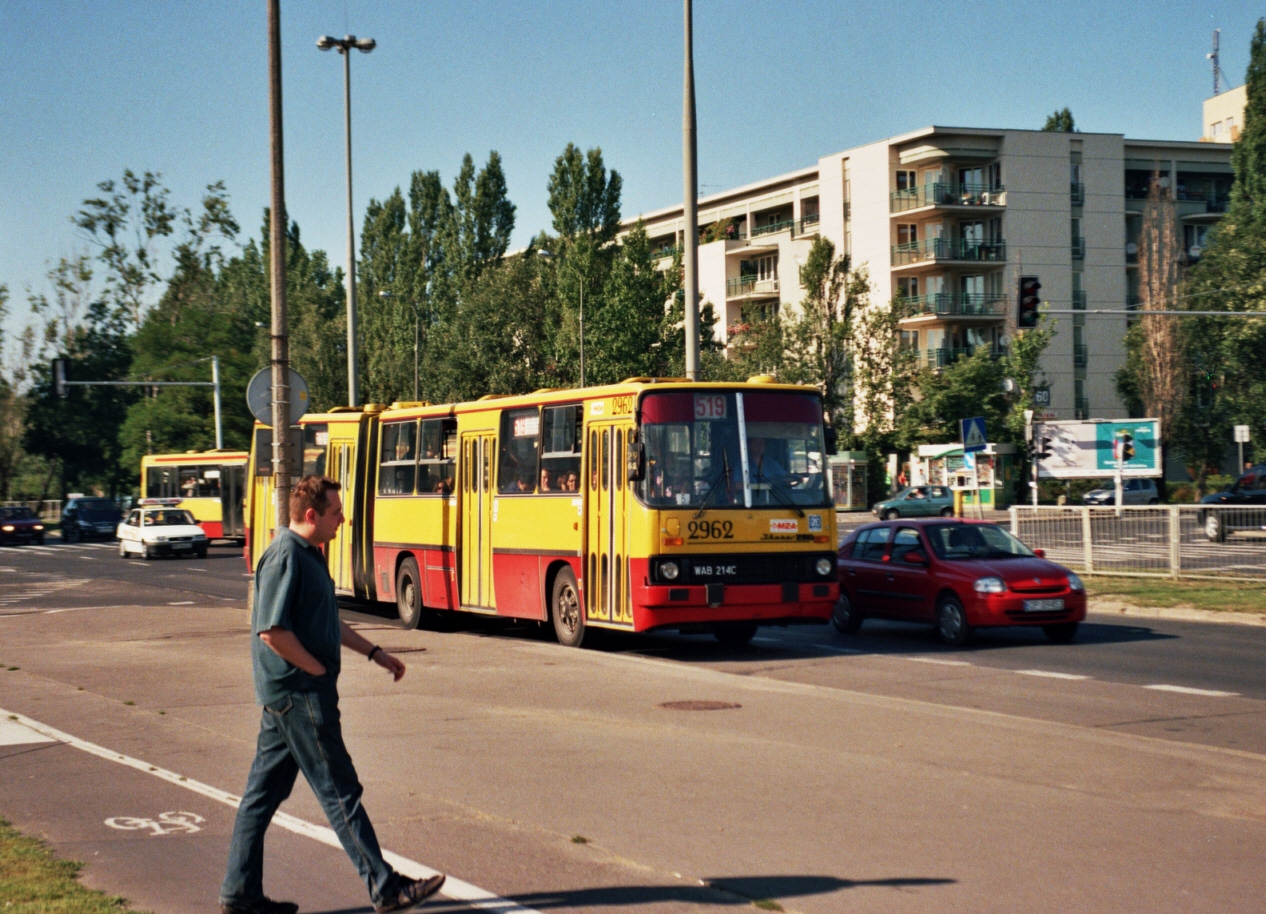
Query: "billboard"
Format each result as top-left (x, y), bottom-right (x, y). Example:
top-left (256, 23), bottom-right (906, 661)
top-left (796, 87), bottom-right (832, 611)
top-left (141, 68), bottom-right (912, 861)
top-left (1034, 419), bottom-right (1161, 479)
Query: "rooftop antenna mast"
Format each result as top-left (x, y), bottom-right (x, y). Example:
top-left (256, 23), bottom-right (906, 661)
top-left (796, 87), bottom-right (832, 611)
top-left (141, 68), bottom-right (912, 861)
top-left (1208, 29), bottom-right (1222, 96)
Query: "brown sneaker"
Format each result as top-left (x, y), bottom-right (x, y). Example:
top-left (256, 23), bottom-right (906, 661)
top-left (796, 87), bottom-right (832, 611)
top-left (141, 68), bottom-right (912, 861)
top-left (375, 873), bottom-right (446, 912)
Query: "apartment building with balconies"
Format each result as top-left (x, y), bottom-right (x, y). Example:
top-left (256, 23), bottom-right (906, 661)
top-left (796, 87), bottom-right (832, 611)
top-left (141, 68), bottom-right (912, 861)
top-left (626, 125), bottom-right (1232, 422)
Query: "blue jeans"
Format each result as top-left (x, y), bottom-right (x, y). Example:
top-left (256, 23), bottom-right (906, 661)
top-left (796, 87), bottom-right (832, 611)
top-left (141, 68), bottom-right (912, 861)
top-left (221, 676), bottom-right (401, 908)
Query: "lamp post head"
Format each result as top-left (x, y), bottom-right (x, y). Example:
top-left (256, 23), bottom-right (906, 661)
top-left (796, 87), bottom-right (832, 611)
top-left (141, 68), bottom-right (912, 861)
top-left (316, 35), bottom-right (338, 50)
top-left (354, 37), bottom-right (376, 52)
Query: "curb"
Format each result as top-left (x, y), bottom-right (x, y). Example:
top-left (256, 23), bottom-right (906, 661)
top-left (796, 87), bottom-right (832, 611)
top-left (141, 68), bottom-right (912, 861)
top-left (1089, 599), bottom-right (1266, 628)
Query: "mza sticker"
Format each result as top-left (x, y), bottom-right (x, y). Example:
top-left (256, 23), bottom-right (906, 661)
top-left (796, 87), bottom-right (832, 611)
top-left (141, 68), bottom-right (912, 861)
top-left (808, 514), bottom-right (823, 532)
top-left (769, 519), bottom-right (798, 534)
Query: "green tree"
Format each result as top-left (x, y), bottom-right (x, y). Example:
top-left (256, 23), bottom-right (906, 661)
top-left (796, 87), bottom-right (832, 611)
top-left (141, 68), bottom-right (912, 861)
top-left (1181, 19), bottom-right (1266, 487)
top-left (1042, 108), bottom-right (1076, 132)
top-left (358, 153), bottom-right (516, 404)
top-left (547, 144), bottom-right (622, 244)
top-left (780, 236), bottom-right (853, 430)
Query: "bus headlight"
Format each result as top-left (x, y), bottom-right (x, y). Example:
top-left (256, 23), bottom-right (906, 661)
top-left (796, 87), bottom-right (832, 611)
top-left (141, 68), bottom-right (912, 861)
top-left (34, 524), bottom-right (44, 530)
top-left (1, 525), bottom-right (13, 532)
top-left (660, 561), bottom-right (680, 581)
top-left (815, 558), bottom-right (833, 576)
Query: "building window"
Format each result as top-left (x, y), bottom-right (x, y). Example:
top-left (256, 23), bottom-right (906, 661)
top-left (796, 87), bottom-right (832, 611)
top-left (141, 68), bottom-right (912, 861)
top-left (897, 277), bottom-right (919, 298)
top-left (900, 330), bottom-right (920, 351)
top-left (897, 224), bottom-right (918, 245)
top-left (896, 170), bottom-right (917, 192)
top-left (988, 162), bottom-right (1002, 189)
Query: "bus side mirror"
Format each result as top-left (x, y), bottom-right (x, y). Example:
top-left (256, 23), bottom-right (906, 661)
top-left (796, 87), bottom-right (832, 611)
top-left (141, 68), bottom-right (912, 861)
top-left (824, 426), bottom-right (838, 456)
top-left (627, 434), bottom-right (645, 482)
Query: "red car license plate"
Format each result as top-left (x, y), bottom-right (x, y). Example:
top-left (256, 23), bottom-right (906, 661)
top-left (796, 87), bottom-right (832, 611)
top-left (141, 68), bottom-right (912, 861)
top-left (1023, 598), bottom-right (1064, 612)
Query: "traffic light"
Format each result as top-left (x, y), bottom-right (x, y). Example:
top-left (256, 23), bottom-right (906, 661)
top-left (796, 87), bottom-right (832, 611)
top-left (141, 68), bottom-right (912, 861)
top-left (1036, 436), bottom-right (1051, 460)
top-left (1120, 433), bottom-right (1135, 462)
top-left (1017, 275), bottom-right (1042, 329)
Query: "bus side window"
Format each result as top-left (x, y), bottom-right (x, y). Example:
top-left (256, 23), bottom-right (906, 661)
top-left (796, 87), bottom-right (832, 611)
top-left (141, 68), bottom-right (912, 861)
top-left (418, 418), bottom-right (457, 494)
top-left (499, 408), bottom-right (540, 493)
top-left (379, 421), bottom-right (418, 495)
top-left (614, 430), bottom-right (623, 490)
top-left (540, 404), bottom-right (582, 492)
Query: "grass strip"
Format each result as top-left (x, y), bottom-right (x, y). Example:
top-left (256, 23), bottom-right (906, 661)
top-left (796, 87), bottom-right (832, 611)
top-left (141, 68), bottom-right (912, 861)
top-left (0, 816), bottom-right (143, 912)
top-left (1085, 577), bottom-right (1266, 614)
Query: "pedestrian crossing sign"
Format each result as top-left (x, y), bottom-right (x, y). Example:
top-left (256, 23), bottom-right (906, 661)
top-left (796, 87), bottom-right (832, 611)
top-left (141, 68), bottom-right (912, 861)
top-left (961, 417), bottom-right (988, 453)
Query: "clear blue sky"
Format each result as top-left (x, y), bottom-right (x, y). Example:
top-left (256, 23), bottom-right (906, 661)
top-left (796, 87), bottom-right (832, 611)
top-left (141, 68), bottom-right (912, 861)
top-left (2, 0), bottom-right (1261, 345)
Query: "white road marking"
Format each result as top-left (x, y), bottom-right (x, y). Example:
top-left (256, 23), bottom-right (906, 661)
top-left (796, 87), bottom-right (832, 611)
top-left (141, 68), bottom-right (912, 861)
top-left (1015, 669), bottom-right (1090, 681)
top-left (79, 556), bottom-right (97, 561)
top-left (1144, 684), bottom-right (1240, 698)
top-left (167, 601), bottom-right (195, 606)
top-left (128, 562), bottom-right (148, 567)
top-left (105, 811), bottom-right (204, 835)
top-left (906, 657), bottom-right (972, 666)
top-left (0, 717), bottom-right (56, 745)
top-left (0, 707), bottom-right (542, 914)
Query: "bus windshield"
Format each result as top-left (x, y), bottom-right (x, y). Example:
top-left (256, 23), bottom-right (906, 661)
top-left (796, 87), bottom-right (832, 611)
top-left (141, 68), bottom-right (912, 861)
top-left (637, 390), bottom-right (828, 508)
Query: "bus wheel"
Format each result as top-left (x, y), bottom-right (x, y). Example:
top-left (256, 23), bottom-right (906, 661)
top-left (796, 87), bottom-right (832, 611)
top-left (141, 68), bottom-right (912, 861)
top-left (396, 558), bottom-right (424, 630)
top-left (551, 567), bottom-right (585, 648)
top-left (714, 623), bottom-right (758, 646)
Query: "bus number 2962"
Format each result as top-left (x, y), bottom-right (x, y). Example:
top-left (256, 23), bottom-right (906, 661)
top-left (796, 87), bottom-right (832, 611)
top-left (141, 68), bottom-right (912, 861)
top-left (687, 520), bottom-right (733, 540)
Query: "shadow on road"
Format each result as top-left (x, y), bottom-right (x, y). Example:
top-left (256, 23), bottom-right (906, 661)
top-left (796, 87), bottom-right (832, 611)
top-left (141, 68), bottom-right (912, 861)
top-left (298, 873), bottom-right (958, 914)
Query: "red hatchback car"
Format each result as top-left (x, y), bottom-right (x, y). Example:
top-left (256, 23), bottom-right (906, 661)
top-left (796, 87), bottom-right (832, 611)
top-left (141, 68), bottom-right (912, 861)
top-left (834, 519), bottom-right (1086, 645)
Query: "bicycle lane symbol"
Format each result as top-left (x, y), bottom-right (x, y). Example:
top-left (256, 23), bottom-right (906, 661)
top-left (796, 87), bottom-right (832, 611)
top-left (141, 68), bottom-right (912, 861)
top-left (104, 811), bottom-right (206, 835)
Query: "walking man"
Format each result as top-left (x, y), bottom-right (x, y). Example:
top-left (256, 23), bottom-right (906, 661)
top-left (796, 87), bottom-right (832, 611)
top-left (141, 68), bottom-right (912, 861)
top-left (221, 475), bottom-right (445, 914)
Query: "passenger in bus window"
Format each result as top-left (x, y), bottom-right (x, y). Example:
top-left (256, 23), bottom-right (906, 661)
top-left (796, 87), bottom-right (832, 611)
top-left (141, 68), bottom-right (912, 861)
top-left (564, 471), bottom-right (578, 492)
top-left (540, 468), bottom-right (552, 492)
top-left (515, 474), bottom-right (532, 493)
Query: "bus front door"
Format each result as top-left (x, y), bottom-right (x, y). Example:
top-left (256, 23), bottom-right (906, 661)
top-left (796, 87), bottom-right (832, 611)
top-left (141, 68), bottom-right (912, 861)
top-left (459, 433), bottom-right (495, 609)
top-left (585, 422), bottom-right (634, 625)
top-left (327, 441), bottom-right (355, 594)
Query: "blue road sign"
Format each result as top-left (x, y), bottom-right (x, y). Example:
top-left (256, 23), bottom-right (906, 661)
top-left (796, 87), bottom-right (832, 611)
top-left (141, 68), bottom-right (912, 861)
top-left (961, 417), bottom-right (988, 453)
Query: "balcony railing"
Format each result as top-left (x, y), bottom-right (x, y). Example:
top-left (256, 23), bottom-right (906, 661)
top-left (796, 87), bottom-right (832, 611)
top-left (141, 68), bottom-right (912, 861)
top-left (1073, 343), bottom-right (1088, 367)
top-left (649, 246), bottom-right (681, 261)
top-left (749, 218), bottom-right (795, 239)
top-left (1072, 290), bottom-right (1087, 310)
top-left (1074, 396), bottom-right (1090, 420)
top-left (796, 213), bottom-right (821, 235)
top-left (726, 276), bottom-right (779, 298)
top-left (902, 292), bottom-right (1006, 317)
top-left (1071, 236), bottom-right (1086, 259)
top-left (1071, 183), bottom-right (1085, 206)
top-left (918, 344), bottom-right (1007, 370)
top-left (892, 238), bottom-right (1007, 266)
top-left (890, 182), bottom-right (1005, 212)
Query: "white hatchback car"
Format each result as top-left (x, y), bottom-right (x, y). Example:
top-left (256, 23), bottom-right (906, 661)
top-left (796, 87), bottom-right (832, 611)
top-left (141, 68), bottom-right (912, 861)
top-left (117, 506), bottom-right (209, 559)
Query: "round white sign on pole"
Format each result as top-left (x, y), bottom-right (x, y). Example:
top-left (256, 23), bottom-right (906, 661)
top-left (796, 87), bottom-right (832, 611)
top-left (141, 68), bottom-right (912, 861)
top-left (246, 367), bottom-right (310, 427)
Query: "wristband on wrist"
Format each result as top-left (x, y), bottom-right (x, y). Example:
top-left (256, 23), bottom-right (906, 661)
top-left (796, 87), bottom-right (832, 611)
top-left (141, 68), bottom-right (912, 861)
top-left (367, 645), bottom-right (381, 663)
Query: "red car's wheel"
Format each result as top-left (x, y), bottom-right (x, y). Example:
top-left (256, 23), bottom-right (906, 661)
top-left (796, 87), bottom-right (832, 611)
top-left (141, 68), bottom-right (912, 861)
top-left (936, 595), bottom-right (972, 647)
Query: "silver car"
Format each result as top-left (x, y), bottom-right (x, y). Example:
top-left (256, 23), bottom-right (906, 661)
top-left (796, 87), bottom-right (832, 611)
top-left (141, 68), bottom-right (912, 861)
top-left (1081, 478), bottom-right (1159, 506)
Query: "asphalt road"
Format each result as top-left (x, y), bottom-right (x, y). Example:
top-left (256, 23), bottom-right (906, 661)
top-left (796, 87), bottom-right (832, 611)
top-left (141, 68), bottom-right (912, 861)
top-left (1, 537), bottom-right (1264, 913)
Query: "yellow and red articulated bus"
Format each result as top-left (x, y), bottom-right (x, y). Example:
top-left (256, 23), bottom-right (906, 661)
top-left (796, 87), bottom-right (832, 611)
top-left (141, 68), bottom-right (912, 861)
top-left (140, 451), bottom-right (249, 541)
top-left (245, 378), bottom-right (839, 647)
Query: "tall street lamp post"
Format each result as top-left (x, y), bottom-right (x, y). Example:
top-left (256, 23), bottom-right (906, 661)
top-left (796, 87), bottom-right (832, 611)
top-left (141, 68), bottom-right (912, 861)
top-left (317, 33), bottom-right (375, 407)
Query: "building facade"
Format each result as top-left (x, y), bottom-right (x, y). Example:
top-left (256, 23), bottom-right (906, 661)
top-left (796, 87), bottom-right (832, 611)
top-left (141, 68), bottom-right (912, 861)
top-left (628, 126), bottom-right (1233, 422)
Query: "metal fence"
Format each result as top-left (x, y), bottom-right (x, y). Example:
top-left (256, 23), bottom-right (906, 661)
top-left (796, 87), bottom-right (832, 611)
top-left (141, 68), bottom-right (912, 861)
top-left (1, 500), bottom-right (62, 523)
top-left (1009, 505), bottom-right (1266, 580)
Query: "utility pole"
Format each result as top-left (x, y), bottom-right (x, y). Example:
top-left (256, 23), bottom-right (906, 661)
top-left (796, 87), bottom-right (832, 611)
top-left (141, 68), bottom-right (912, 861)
top-left (268, 0), bottom-right (291, 530)
top-left (682, 0), bottom-right (700, 381)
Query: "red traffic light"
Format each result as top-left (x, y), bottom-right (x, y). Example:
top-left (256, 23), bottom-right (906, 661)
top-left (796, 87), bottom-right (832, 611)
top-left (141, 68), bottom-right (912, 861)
top-left (1017, 275), bottom-right (1042, 329)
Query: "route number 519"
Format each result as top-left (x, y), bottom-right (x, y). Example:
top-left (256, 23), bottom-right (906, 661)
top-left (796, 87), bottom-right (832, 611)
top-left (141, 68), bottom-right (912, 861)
top-left (694, 395), bottom-right (727, 420)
